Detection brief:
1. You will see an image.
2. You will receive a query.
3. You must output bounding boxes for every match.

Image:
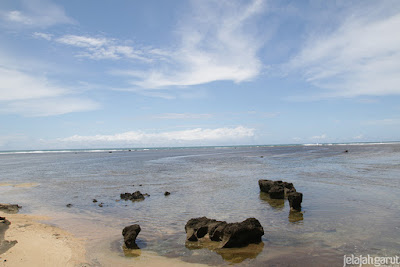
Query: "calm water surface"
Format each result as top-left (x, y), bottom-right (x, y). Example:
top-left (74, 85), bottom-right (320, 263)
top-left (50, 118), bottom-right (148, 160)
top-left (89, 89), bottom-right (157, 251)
top-left (1, 144), bottom-right (400, 266)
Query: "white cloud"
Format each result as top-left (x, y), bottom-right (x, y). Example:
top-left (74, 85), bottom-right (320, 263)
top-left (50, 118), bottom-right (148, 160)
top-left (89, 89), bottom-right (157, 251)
top-left (33, 32), bottom-right (53, 40)
top-left (113, 0), bottom-right (265, 89)
top-left (55, 35), bottom-right (149, 61)
top-left (0, 97), bottom-right (100, 117)
top-left (289, 10), bottom-right (400, 98)
top-left (0, 0), bottom-right (74, 28)
top-left (0, 56), bottom-right (100, 117)
top-left (56, 35), bottom-right (108, 48)
top-left (0, 67), bottom-right (66, 101)
top-left (311, 134), bottom-right (327, 140)
top-left (58, 126), bottom-right (255, 147)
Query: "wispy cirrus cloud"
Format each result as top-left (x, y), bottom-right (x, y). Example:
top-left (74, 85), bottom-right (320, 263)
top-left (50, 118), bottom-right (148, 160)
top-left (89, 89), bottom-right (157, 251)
top-left (54, 34), bottom-right (151, 61)
top-left (109, 0), bottom-right (267, 89)
top-left (0, 0), bottom-right (74, 28)
top-left (289, 8), bottom-right (400, 98)
top-left (32, 0), bottom-right (266, 97)
top-left (58, 126), bottom-right (255, 147)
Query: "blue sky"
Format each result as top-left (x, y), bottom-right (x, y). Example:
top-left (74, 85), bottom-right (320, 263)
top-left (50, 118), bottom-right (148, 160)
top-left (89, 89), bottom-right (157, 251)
top-left (0, 0), bottom-right (400, 149)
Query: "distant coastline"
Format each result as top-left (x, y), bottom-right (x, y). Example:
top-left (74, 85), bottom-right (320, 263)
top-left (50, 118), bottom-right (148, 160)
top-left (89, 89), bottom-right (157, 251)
top-left (1, 141), bottom-right (399, 155)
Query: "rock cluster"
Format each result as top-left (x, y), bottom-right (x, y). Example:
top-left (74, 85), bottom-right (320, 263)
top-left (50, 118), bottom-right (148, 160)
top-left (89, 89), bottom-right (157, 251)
top-left (120, 191), bottom-right (145, 201)
top-left (258, 180), bottom-right (303, 211)
top-left (185, 217), bottom-right (264, 248)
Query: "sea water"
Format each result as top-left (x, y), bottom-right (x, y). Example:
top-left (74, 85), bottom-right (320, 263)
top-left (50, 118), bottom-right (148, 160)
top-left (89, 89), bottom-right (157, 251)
top-left (0, 144), bottom-right (399, 266)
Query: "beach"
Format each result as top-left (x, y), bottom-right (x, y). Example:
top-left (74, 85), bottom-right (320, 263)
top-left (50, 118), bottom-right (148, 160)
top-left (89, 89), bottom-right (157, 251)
top-left (0, 144), bottom-right (399, 266)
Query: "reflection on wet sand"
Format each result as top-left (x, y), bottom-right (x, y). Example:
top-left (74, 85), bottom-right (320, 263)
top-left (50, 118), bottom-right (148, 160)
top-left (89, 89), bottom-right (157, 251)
top-left (259, 192), bottom-right (284, 210)
top-left (123, 245), bottom-right (142, 257)
top-left (185, 239), bottom-right (264, 263)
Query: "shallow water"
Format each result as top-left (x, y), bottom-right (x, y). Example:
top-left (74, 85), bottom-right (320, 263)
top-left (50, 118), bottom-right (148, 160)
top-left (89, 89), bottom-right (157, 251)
top-left (1, 144), bottom-right (400, 266)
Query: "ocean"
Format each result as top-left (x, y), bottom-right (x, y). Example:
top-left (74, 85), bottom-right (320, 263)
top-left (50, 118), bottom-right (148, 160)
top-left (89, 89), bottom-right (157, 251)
top-left (1, 143), bottom-right (400, 266)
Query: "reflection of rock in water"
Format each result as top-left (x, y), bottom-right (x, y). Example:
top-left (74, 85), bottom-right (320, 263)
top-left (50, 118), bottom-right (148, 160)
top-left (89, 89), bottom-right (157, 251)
top-left (259, 192), bottom-right (284, 210)
top-left (288, 210), bottom-right (303, 223)
top-left (122, 245), bottom-right (142, 257)
top-left (185, 239), bottom-right (264, 264)
top-left (215, 242), bottom-right (264, 263)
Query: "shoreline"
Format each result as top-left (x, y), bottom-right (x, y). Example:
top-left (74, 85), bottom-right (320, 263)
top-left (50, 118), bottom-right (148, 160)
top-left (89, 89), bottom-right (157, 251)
top-left (0, 210), bottom-right (208, 267)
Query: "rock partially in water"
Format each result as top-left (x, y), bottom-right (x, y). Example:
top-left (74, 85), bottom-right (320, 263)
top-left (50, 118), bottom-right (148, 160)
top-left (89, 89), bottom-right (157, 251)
top-left (269, 186), bottom-right (284, 199)
top-left (185, 217), bottom-right (218, 241)
top-left (258, 180), bottom-right (274, 193)
top-left (120, 191), bottom-right (145, 201)
top-left (122, 224), bottom-right (141, 249)
top-left (0, 204), bottom-right (21, 214)
top-left (288, 192), bottom-right (303, 211)
top-left (164, 191), bottom-right (171, 196)
top-left (185, 217), bottom-right (264, 248)
top-left (258, 179), bottom-right (297, 199)
top-left (66, 204), bottom-right (73, 208)
top-left (220, 218), bottom-right (264, 248)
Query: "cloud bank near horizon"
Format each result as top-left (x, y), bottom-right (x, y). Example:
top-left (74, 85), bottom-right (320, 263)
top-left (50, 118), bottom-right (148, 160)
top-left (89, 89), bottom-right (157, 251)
top-left (57, 126), bottom-right (255, 148)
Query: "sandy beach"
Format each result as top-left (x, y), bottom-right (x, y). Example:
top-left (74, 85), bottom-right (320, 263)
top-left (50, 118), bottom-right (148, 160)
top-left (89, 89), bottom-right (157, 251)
top-left (0, 212), bottom-right (86, 267)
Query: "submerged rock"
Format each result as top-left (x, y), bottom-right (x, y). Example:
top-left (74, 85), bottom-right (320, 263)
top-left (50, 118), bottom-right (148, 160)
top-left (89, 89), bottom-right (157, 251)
top-left (185, 217), bottom-right (264, 248)
top-left (122, 224), bottom-right (141, 249)
top-left (0, 204), bottom-right (21, 214)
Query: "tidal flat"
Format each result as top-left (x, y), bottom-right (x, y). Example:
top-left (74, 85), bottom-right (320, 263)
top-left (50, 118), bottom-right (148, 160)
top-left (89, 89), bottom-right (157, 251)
top-left (1, 144), bottom-right (399, 266)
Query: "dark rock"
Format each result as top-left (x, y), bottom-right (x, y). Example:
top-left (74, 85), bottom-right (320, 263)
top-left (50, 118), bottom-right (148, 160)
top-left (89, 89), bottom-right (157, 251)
top-left (258, 180), bottom-right (274, 193)
top-left (344, 150), bottom-right (349, 153)
top-left (139, 184), bottom-right (142, 186)
top-left (164, 191), bottom-right (171, 196)
top-left (93, 199), bottom-right (98, 203)
top-left (220, 218), bottom-right (264, 248)
top-left (122, 224), bottom-right (141, 249)
top-left (185, 217), bottom-right (264, 248)
top-left (143, 193), bottom-right (150, 197)
top-left (185, 217), bottom-right (214, 241)
top-left (0, 204), bottom-right (21, 214)
top-left (98, 203), bottom-right (103, 207)
top-left (259, 180), bottom-right (297, 198)
top-left (209, 221), bottom-right (228, 241)
top-left (288, 192), bottom-right (303, 211)
top-left (120, 191), bottom-right (145, 201)
top-left (269, 186), bottom-right (284, 199)
top-left (66, 204), bottom-right (73, 208)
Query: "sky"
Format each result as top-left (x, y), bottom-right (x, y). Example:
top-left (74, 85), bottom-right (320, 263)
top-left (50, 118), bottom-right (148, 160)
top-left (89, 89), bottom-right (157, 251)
top-left (0, 0), bottom-right (400, 150)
